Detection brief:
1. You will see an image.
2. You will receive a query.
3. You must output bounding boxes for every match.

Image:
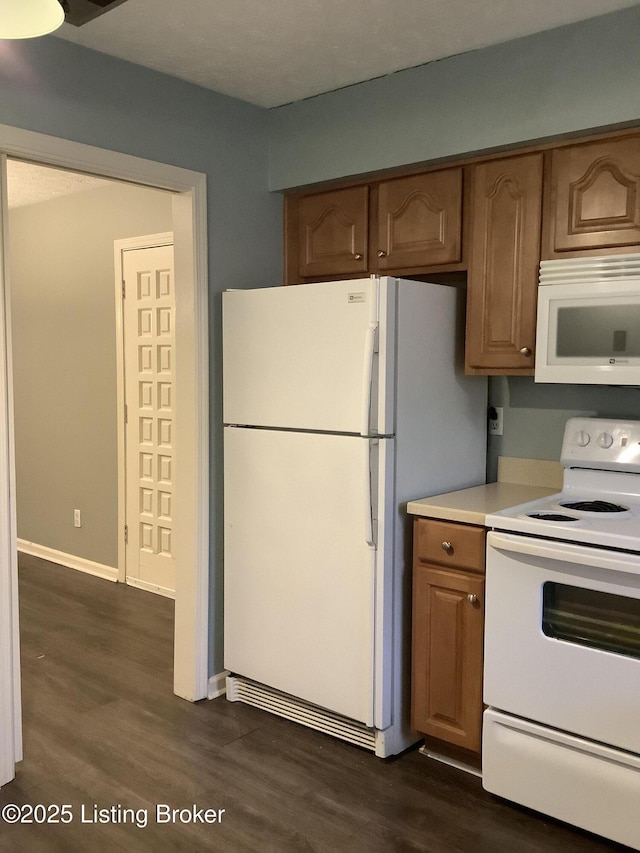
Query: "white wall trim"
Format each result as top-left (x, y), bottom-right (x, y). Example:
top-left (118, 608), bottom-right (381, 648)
top-left (208, 671), bottom-right (229, 700)
top-left (0, 124), bottom-right (203, 194)
top-left (0, 123), bottom-right (210, 724)
top-left (17, 540), bottom-right (118, 583)
top-left (170, 187), bottom-right (210, 702)
top-left (125, 576), bottom-right (175, 600)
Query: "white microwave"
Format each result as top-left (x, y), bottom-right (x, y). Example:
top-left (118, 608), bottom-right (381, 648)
top-left (535, 254), bottom-right (640, 385)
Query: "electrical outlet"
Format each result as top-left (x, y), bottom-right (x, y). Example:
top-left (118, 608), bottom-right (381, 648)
top-left (488, 406), bottom-right (504, 436)
top-left (74, 509), bottom-right (82, 528)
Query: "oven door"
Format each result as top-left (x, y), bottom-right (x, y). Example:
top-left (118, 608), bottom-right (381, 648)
top-left (484, 531), bottom-right (640, 754)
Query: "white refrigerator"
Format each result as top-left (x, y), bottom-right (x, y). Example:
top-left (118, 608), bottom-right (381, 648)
top-left (223, 276), bottom-right (487, 757)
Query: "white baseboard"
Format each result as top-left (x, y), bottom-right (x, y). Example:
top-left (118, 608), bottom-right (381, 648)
top-left (125, 576), bottom-right (175, 600)
top-left (208, 671), bottom-right (229, 699)
top-left (18, 539), bottom-right (118, 583)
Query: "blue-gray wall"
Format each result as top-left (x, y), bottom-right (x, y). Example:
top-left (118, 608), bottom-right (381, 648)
top-left (268, 5), bottom-right (640, 189)
top-left (268, 5), bottom-right (640, 477)
top-left (487, 379), bottom-right (640, 482)
top-left (0, 36), bottom-right (283, 677)
top-left (5, 6), bottom-right (640, 680)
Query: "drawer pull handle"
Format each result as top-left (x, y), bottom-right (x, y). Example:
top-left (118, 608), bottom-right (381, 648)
top-left (377, 250), bottom-right (387, 258)
top-left (353, 253), bottom-right (363, 260)
top-left (467, 594), bottom-right (478, 605)
top-left (441, 541), bottom-right (453, 554)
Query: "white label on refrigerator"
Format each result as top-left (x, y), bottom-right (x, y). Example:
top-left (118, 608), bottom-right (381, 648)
top-left (348, 292), bottom-right (366, 303)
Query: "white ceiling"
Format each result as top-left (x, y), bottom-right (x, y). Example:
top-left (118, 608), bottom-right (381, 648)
top-left (6, 160), bottom-right (112, 209)
top-left (53, 0), bottom-right (640, 108)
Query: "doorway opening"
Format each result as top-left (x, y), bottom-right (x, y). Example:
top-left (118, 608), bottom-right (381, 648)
top-left (9, 164), bottom-right (174, 591)
top-left (0, 125), bottom-right (210, 785)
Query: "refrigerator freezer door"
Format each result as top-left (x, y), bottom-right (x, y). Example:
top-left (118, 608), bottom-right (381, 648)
top-left (223, 278), bottom-right (391, 435)
top-left (224, 426), bottom-right (385, 725)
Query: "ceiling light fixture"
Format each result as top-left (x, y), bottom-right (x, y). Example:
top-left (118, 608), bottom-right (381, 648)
top-left (0, 0), bottom-right (65, 40)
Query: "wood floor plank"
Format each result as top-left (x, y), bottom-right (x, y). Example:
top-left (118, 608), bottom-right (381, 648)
top-left (0, 555), bottom-right (630, 852)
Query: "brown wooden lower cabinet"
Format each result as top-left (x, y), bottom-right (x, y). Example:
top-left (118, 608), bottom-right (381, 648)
top-left (411, 517), bottom-right (486, 755)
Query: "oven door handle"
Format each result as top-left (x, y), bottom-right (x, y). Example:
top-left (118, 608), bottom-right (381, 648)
top-left (487, 531), bottom-right (640, 577)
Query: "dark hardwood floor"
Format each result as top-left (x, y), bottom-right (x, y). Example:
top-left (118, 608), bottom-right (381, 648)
top-left (0, 553), bottom-right (630, 851)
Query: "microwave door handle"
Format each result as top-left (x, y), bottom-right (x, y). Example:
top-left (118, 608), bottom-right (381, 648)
top-left (488, 531), bottom-right (640, 577)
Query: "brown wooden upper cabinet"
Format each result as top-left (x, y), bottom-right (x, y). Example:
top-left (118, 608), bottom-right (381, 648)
top-left (285, 167), bottom-right (463, 284)
top-left (285, 129), bottom-right (640, 371)
top-left (544, 135), bottom-right (640, 257)
top-left (375, 169), bottom-right (462, 271)
top-left (465, 153), bottom-right (543, 375)
top-left (296, 185), bottom-right (369, 279)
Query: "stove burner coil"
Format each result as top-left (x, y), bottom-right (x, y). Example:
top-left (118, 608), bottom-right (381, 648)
top-left (527, 513), bottom-right (580, 522)
top-left (559, 500), bottom-right (627, 513)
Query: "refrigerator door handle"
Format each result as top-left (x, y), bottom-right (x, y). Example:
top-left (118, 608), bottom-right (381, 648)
top-left (364, 439), bottom-right (376, 549)
top-left (361, 322), bottom-right (379, 437)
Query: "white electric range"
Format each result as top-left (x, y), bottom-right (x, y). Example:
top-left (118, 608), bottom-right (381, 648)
top-left (482, 417), bottom-right (640, 851)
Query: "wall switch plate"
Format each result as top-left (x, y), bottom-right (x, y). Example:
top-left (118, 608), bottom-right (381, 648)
top-left (488, 406), bottom-right (504, 436)
top-left (74, 509), bottom-right (82, 528)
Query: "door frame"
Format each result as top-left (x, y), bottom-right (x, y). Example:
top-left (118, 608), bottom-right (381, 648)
top-left (0, 123), bottom-right (210, 785)
top-left (0, 152), bottom-right (21, 785)
top-left (114, 232), bottom-right (175, 594)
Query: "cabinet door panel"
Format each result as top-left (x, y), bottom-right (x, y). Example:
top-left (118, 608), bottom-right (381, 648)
top-left (412, 564), bottom-right (484, 753)
top-left (550, 137), bottom-right (640, 253)
top-left (297, 186), bottom-right (368, 278)
top-left (376, 169), bottom-right (462, 269)
top-left (465, 154), bottom-right (542, 373)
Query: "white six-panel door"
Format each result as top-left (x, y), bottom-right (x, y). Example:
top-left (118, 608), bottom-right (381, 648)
top-left (123, 243), bottom-right (176, 597)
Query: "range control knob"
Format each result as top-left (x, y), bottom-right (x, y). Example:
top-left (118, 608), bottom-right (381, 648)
top-left (575, 430), bottom-right (590, 447)
top-left (597, 432), bottom-right (614, 449)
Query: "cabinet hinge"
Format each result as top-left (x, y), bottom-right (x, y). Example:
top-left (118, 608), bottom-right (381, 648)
top-left (122, 281), bottom-right (126, 299)
top-left (124, 404), bottom-right (128, 425)
top-left (124, 524), bottom-right (129, 544)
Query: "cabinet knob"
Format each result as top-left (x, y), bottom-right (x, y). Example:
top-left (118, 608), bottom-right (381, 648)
top-left (467, 594), bottom-right (478, 605)
top-left (353, 253), bottom-right (363, 260)
top-left (519, 346), bottom-right (532, 357)
top-left (441, 541), bottom-right (453, 554)
top-left (377, 250), bottom-right (387, 258)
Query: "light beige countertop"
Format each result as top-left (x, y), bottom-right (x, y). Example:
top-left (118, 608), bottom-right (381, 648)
top-left (407, 481), bottom-right (557, 526)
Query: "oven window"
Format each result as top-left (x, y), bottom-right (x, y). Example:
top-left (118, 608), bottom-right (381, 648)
top-left (556, 304), bottom-right (640, 357)
top-left (542, 582), bottom-right (640, 659)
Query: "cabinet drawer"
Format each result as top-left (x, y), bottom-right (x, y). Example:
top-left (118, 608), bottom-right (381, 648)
top-left (414, 518), bottom-right (485, 572)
